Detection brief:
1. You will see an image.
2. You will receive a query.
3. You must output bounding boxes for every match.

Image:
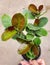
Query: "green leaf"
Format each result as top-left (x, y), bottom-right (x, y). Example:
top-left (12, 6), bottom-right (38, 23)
top-left (26, 33), bottom-right (34, 41)
top-left (1, 14), bottom-right (12, 28)
top-left (27, 23), bottom-right (40, 31)
top-left (12, 33), bottom-right (19, 40)
top-left (17, 33), bottom-right (26, 40)
top-left (23, 9), bottom-right (35, 19)
top-left (1, 28), bottom-right (17, 41)
top-left (12, 32), bottom-right (30, 42)
top-left (24, 12), bottom-right (28, 28)
top-left (38, 17), bottom-right (48, 27)
top-left (12, 32), bottom-right (26, 43)
top-left (28, 12), bottom-right (35, 19)
top-left (33, 37), bottom-right (41, 46)
top-left (26, 28), bottom-right (34, 35)
top-left (13, 32), bottom-right (25, 40)
top-left (26, 48), bottom-right (35, 59)
top-left (35, 28), bottom-right (48, 36)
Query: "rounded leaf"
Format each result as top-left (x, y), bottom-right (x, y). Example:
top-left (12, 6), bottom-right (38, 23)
top-left (38, 5), bottom-right (43, 12)
top-left (34, 19), bottom-right (40, 26)
top-left (23, 9), bottom-right (35, 19)
top-left (27, 23), bottom-right (40, 31)
top-left (32, 45), bottom-right (39, 56)
top-left (26, 33), bottom-right (34, 41)
top-left (1, 27), bottom-right (17, 41)
top-left (33, 37), bottom-right (41, 46)
top-left (38, 17), bottom-right (48, 27)
top-left (35, 28), bottom-right (48, 36)
top-left (28, 4), bottom-right (37, 14)
top-left (1, 14), bottom-right (12, 28)
top-left (12, 13), bottom-right (25, 31)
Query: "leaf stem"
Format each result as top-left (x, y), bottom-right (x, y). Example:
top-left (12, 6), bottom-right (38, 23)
top-left (40, 10), bottom-right (47, 16)
top-left (36, 10), bottom-right (47, 18)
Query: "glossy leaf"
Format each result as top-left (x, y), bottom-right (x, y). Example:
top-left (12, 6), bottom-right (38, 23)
top-left (35, 28), bottom-right (48, 36)
top-left (18, 43), bottom-right (32, 54)
top-left (1, 27), bottom-right (17, 41)
top-left (1, 14), bottom-right (12, 28)
top-left (27, 23), bottom-right (40, 31)
top-left (33, 37), bottom-right (41, 46)
top-left (38, 17), bottom-right (48, 27)
top-left (12, 13), bottom-right (25, 31)
top-left (28, 4), bottom-right (37, 14)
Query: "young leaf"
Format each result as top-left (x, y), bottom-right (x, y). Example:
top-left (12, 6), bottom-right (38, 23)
top-left (26, 33), bottom-right (34, 41)
top-left (1, 14), bottom-right (12, 28)
top-left (12, 13), bottom-right (25, 31)
top-left (38, 17), bottom-right (48, 27)
top-left (33, 37), bottom-right (41, 46)
top-left (34, 19), bottom-right (40, 26)
top-left (27, 23), bottom-right (40, 31)
top-left (1, 27), bottom-right (17, 41)
top-left (35, 28), bottom-right (48, 36)
top-left (38, 5), bottom-right (43, 12)
top-left (28, 4), bottom-right (37, 14)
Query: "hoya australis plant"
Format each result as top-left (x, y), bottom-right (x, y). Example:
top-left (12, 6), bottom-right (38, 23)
top-left (1, 4), bottom-right (48, 61)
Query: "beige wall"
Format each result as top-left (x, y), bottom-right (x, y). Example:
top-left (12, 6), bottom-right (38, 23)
top-left (0, 0), bottom-right (50, 65)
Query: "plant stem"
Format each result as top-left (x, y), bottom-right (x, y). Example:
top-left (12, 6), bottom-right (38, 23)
top-left (40, 10), bottom-right (47, 16)
top-left (36, 10), bottom-right (47, 18)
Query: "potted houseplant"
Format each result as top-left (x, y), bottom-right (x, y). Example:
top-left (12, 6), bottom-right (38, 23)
top-left (1, 4), bottom-right (48, 61)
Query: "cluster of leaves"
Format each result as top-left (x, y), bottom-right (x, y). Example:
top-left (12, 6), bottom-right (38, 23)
top-left (1, 4), bottom-right (48, 59)
top-left (26, 45), bottom-right (39, 60)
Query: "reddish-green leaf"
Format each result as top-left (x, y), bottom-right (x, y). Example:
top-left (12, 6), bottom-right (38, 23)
top-left (12, 13), bottom-right (25, 31)
top-left (28, 4), bottom-right (38, 14)
top-left (34, 19), bottom-right (40, 26)
top-left (1, 26), bottom-right (17, 41)
top-left (18, 43), bottom-right (32, 54)
top-left (38, 5), bottom-right (43, 12)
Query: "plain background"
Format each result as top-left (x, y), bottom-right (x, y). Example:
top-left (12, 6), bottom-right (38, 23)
top-left (0, 0), bottom-right (50, 65)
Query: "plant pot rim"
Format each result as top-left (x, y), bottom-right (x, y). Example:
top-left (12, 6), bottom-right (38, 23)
top-left (22, 46), bottom-right (41, 61)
